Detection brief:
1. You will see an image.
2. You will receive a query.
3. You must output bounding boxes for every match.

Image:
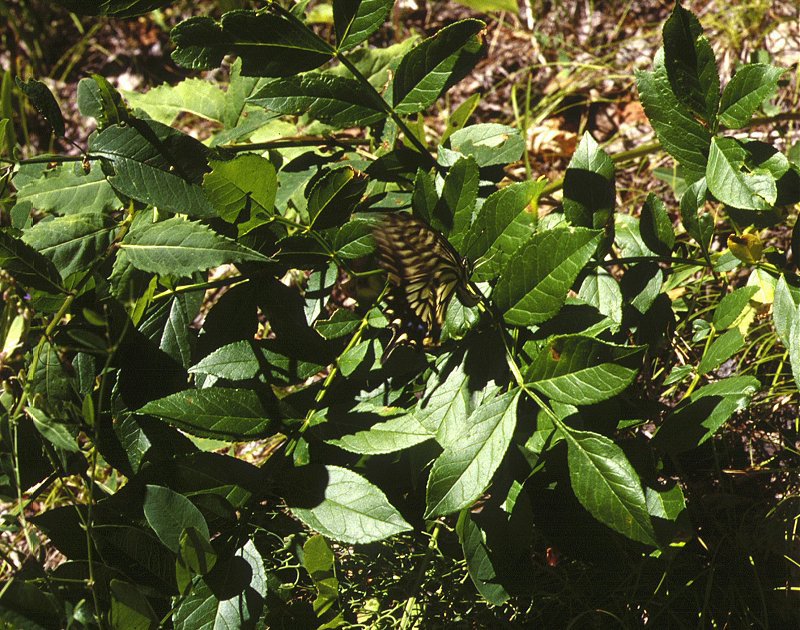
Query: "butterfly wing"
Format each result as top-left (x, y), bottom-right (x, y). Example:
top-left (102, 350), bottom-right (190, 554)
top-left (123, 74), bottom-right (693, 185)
top-left (373, 213), bottom-right (474, 362)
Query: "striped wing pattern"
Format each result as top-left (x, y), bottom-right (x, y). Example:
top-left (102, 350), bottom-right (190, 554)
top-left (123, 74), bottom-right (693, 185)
top-left (373, 213), bottom-right (477, 362)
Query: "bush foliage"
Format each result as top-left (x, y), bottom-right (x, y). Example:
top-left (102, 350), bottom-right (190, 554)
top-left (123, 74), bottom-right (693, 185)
top-left (0, 0), bottom-right (798, 627)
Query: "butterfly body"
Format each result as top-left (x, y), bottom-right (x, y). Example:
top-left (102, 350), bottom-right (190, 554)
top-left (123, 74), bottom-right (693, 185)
top-left (373, 213), bottom-right (479, 363)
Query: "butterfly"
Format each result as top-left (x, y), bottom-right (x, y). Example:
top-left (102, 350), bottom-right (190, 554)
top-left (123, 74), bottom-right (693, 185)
top-left (373, 213), bottom-right (480, 363)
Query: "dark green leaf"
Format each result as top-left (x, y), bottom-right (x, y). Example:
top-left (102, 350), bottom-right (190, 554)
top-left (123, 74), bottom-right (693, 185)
top-left (563, 132), bottom-right (615, 230)
top-left (137, 388), bottom-right (276, 441)
top-left (719, 64), bottom-right (785, 129)
top-left (308, 167), bottom-right (368, 229)
top-left (249, 74), bottom-right (386, 126)
top-left (425, 390), bottom-right (519, 518)
top-left (562, 427), bottom-right (657, 545)
top-left (464, 180), bottom-right (544, 281)
top-left (16, 78), bottom-right (65, 137)
top-left (635, 49), bottom-right (711, 183)
top-left (662, 2), bottom-right (720, 124)
top-left (15, 164), bottom-right (120, 216)
top-left (142, 485), bottom-right (210, 553)
top-left (639, 193), bottom-right (675, 255)
top-left (393, 19), bottom-right (486, 114)
top-left (120, 217), bottom-right (271, 276)
top-left (652, 376), bottom-right (759, 453)
top-left (494, 227), bottom-right (602, 326)
top-left (0, 229), bottom-right (63, 293)
top-left (109, 579), bottom-right (158, 630)
top-left (437, 156), bottom-right (478, 248)
top-left (697, 328), bottom-right (743, 375)
top-left (526, 336), bottom-right (644, 405)
top-left (54, 0), bottom-right (170, 16)
top-left (90, 121), bottom-right (214, 218)
top-left (172, 541), bottom-right (266, 629)
top-left (458, 512), bottom-right (510, 606)
top-left (334, 0), bottom-right (395, 51)
top-left (712, 285), bottom-right (758, 330)
top-left (22, 213), bottom-right (114, 280)
top-left (171, 9), bottom-right (333, 77)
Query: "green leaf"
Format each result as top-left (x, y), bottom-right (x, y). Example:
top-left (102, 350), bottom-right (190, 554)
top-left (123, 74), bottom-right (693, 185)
top-left (453, 0), bottom-right (516, 12)
top-left (303, 535), bottom-right (339, 616)
top-left (15, 164), bottom-right (120, 216)
top-left (662, 2), bottom-right (720, 124)
top-left (16, 78), bottom-right (65, 137)
top-left (170, 8), bottom-right (333, 76)
top-left (89, 121), bottom-right (214, 218)
top-left (120, 217), bottom-right (271, 276)
top-left (178, 527), bottom-right (217, 576)
top-left (53, 0), bottom-right (170, 16)
top-left (707, 137), bottom-right (776, 210)
top-left (22, 213), bottom-right (115, 280)
top-left (0, 230), bottom-right (63, 293)
top-left (578, 270), bottom-right (622, 326)
top-left (337, 340), bottom-right (370, 376)
top-left (458, 512), bottom-right (510, 606)
top-left (773, 274), bottom-right (800, 346)
top-left (441, 93), bottom-right (480, 144)
top-left (190, 339), bottom-right (327, 385)
top-left (123, 78), bottom-right (226, 125)
top-left (203, 154), bottom-right (276, 236)
top-left (308, 167), bottom-right (368, 229)
top-left (712, 285), bottom-right (758, 330)
top-left (142, 485), bottom-right (210, 553)
top-left (439, 123), bottom-right (524, 167)
top-left (333, 216), bottom-right (380, 258)
top-left (393, 19), bottom-right (486, 114)
top-left (314, 308), bottom-right (362, 339)
top-left (526, 336), bottom-right (644, 405)
top-left (788, 316), bottom-right (800, 389)
top-left (563, 132), bottom-right (615, 230)
top-left (28, 343), bottom-right (72, 405)
top-left (0, 581), bottom-right (63, 630)
top-left (464, 179), bottom-right (544, 281)
top-left (652, 376), bottom-right (759, 453)
top-left (494, 227), bottom-right (602, 326)
top-left (719, 64), bottom-right (784, 129)
top-left (679, 178), bottom-right (713, 254)
top-left (697, 328), bottom-right (743, 375)
top-left (415, 358), bottom-right (491, 448)
top-left (639, 193), bottom-right (675, 256)
top-left (561, 427), bottom-right (657, 545)
top-left (635, 49), bottom-right (711, 183)
top-left (334, 0), bottom-right (395, 51)
top-left (137, 387), bottom-right (275, 441)
top-left (645, 483), bottom-right (686, 522)
top-left (289, 465), bottom-right (413, 543)
top-left (77, 74), bottom-right (128, 127)
top-left (172, 540), bottom-right (266, 629)
top-left (249, 73), bottom-right (386, 127)
top-left (109, 579), bottom-right (158, 630)
top-left (438, 156), bottom-right (478, 248)
top-left (27, 407), bottom-right (79, 452)
top-left (327, 413), bottom-right (434, 454)
top-left (425, 389), bottom-right (519, 518)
